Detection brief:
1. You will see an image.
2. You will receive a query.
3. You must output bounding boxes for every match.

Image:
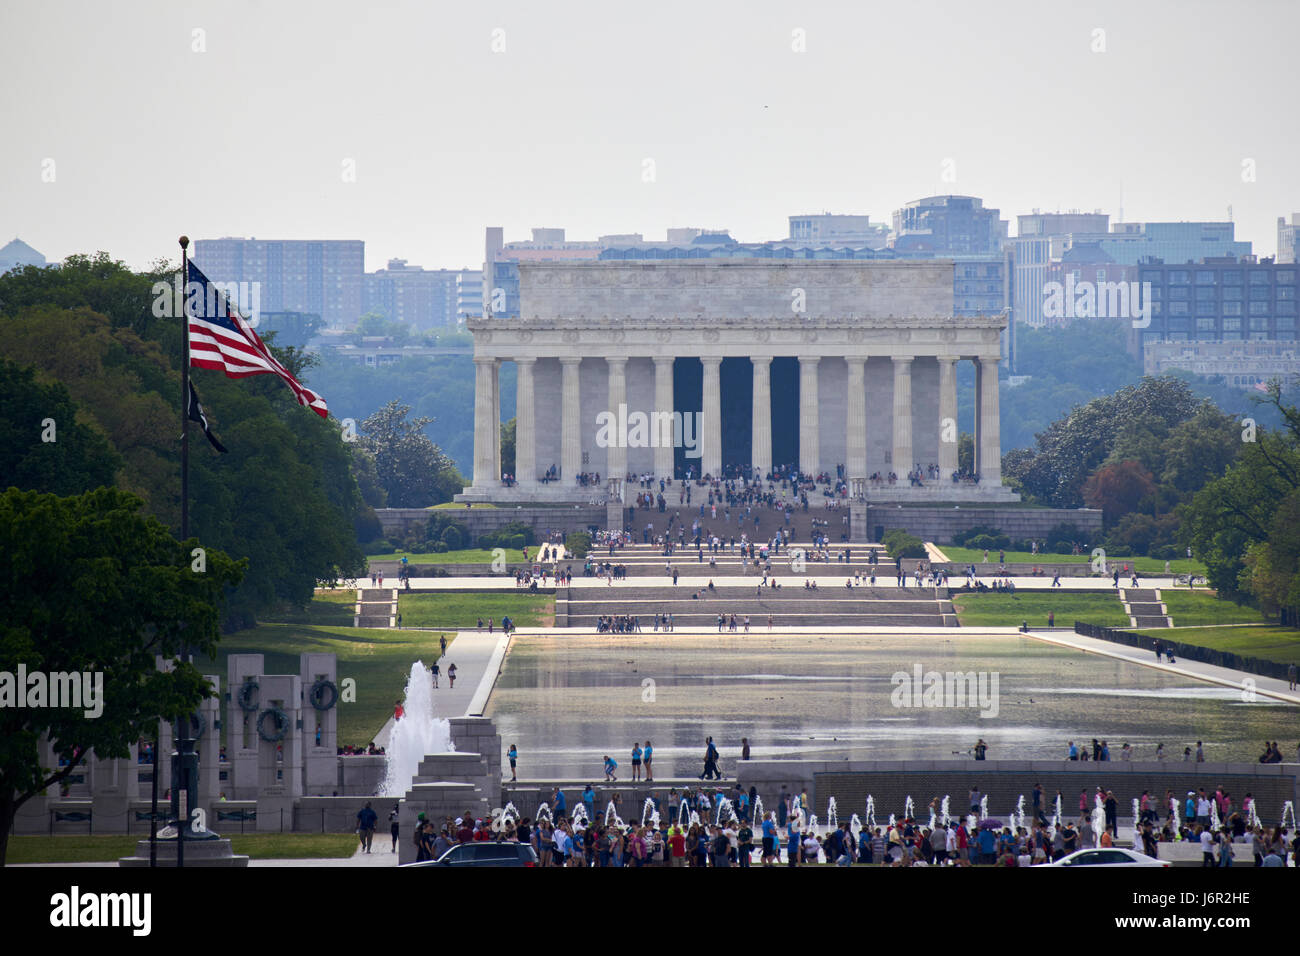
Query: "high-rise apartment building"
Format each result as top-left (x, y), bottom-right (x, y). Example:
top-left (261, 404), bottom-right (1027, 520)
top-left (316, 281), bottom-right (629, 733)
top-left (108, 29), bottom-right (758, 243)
top-left (192, 238), bottom-right (364, 328)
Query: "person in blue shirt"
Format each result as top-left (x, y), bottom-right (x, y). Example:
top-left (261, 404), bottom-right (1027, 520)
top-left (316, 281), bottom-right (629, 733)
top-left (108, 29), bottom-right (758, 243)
top-left (583, 784), bottom-right (596, 823)
top-left (786, 820), bottom-right (800, 867)
top-left (761, 816), bottom-right (778, 865)
top-left (642, 740), bottom-right (654, 782)
top-left (507, 744), bottom-right (518, 782)
top-left (977, 826), bottom-right (996, 864)
top-left (604, 755), bottom-right (618, 781)
top-left (552, 787), bottom-right (566, 819)
top-left (631, 742), bottom-right (643, 782)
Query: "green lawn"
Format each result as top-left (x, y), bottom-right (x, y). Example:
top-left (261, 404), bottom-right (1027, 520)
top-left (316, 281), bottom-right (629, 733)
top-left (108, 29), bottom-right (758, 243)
top-left (196, 623), bottom-right (453, 746)
top-left (367, 548), bottom-right (527, 564)
top-left (4, 833), bottom-right (360, 864)
top-left (1159, 590), bottom-right (1267, 626)
top-left (1132, 625), bottom-right (1300, 667)
top-left (940, 546), bottom-right (1205, 575)
top-left (263, 590), bottom-right (356, 627)
top-left (397, 591), bottom-right (554, 628)
top-left (951, 591), bottom-right (1130, 627)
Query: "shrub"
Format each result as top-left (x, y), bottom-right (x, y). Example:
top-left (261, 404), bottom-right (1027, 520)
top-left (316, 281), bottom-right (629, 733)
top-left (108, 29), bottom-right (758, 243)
top-left (965, 532), bottom-right (1010, 552)
top-left (952, 525), bottom-right (1003, 547)
top-left (565, 531), bottom-right (592, 558)
top-left (884, 532), bottom-right (927, 560)
top-left (439, 524), bottom-right (464, 550)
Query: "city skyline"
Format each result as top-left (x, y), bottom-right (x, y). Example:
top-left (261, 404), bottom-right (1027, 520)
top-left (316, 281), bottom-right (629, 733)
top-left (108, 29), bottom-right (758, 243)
top-left (2, 0), bottom-right (1296, 272)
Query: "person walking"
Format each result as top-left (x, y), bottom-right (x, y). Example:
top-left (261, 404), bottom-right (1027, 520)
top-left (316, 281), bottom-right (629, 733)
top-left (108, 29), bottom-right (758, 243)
top-left (430, 661), bottom-right (440, 688)
top-left (356, 801), bottom-right (378, 853)
top-left (388, 803), bottom-right (400, 853)
top-left (447, 662), bottom-right (457, 688)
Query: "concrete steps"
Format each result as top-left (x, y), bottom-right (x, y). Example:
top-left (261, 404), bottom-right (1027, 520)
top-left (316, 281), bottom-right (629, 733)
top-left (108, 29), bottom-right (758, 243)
top-left (355, 587), bottom-right (397, 628)
top-left (559, 583), bottom-right (955, 628)
top-left (1121, 587), bottom-right (1170, 628)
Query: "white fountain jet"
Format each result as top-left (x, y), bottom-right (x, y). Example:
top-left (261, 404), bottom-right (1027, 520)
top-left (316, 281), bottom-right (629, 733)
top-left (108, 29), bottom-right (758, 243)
top-left (380, 661), bottom-right (453, 797)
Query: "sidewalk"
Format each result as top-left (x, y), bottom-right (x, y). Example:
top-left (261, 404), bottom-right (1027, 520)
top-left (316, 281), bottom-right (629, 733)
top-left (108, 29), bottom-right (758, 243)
top-left (1024, 628), bottom-right (1300, 705)
top-left (372, 629), bottom-right (509, 750)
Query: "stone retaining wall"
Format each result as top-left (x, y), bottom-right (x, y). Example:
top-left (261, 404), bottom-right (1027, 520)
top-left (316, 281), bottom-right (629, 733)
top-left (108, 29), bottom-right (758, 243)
top-left (375, 506), bottom-right (605, 541)
top-left (864, 506), bottom-right (1102, 544)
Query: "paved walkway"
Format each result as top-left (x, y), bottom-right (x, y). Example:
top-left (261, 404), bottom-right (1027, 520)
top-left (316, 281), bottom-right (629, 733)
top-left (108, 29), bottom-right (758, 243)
top-left (323, 575), bottom-right (1180, 592)
top-left (1023, 627), bottom-right (1300, 705)
top-left (372, 629), bottom-right (509, 750)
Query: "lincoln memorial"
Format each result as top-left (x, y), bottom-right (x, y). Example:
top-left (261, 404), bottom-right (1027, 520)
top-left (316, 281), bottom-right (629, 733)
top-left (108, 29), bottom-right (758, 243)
top-left (457, 259), bottom-right (1021, 527)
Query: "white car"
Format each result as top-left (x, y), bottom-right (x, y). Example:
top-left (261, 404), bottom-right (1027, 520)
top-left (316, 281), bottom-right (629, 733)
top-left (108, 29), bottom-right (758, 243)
top-left (1045, 847), bottom-right (1170, 868)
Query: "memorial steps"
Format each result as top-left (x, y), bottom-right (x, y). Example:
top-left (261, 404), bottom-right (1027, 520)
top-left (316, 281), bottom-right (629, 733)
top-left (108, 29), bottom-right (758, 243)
top-left (356, 587), bottom-right (397, 628)
top-left (1121, 587), bottom-right (1172, 629)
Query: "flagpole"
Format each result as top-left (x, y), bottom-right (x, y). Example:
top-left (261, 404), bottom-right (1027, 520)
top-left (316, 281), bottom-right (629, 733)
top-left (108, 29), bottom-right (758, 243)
top-left (180, 236), bottom-right (190, 541)
top-left (177, 235), bottom-right (190, 869)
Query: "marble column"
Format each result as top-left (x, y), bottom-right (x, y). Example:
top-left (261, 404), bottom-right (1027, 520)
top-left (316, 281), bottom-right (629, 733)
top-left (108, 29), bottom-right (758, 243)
top-left (798, 356), bottom-right (820, 476)
top-left (891, 356), bottom-right (913, 478)
top-left (973, 357), bottom-right (984, 474)
top-left (977, 355), bottom-right (1002, 484)
top-left (700, 356), bottom-right (722, 478)
top-left (938, 355), bottom-right (959, 477)
top-left (490, 359), bottom-right (501, 482)
top-left (514, 357), bottom-right (536, 485)
top-left (472, 356), bottom-right (498, 487)
top-left (606, 356), bottom-right (627, 483)
top-left (560, 356), bottom-right (582, 482)
top-left (845, 355), bottom-right (867, 480)
top-left (653, 356), bottom-right (674, 479)
top-left (751, 356), bottom-right (772, 478)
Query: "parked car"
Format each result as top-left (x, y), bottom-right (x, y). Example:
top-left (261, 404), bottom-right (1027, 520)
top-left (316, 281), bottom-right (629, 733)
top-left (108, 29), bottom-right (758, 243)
top-left (1044, 847), bottom-right (1170, 868)
top-left (403, 842), bottom-right (538, 867)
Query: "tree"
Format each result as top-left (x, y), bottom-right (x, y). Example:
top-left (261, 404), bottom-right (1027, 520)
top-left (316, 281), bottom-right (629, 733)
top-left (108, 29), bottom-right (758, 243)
top-left (2, 307), bottom-right (178, 523)
top-left (1082, 460), bottom-right (1158, 526)
top-left (0, 360), bottom-right (121, 496)
top-left (957, 432), bottom-right (974, 475)
top-left (1, 263), bottom-right (370, 630)
top-left (1239, 490), bottom-right (1300, 621)
top-left (360, 401), bottom-right (460, 507)
top-left (0, 487), bottom-right (244, 864)
top-left (1006, 377), bottom-right (1202, 508)
top-left (500, 417), bottom-right (516, 477)
top-left (1181, 385), bottom-right (1300, 609)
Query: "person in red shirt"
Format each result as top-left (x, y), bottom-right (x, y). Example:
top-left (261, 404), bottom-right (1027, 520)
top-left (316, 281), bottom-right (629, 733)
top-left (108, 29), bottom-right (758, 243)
top-left (669, 827), bottom-right (686, 867)
top-left (394, 700), bottom-right (404, 721)
top-left (457, 820), bottom-right (474, 843)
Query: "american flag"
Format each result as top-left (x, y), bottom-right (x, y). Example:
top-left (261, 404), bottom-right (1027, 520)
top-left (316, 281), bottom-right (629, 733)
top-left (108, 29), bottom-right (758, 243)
top-left (185, 261), bottom-right (328, 418)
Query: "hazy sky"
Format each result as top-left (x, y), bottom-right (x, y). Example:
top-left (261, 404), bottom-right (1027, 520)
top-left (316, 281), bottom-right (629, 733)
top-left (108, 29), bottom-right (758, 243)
top-left (3, 0), bottom-right (1296, 271)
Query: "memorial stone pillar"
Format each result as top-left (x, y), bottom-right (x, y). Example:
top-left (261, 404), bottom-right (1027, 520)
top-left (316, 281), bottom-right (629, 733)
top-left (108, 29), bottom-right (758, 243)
top-left (515, 357), bottom-right (537, 486)
top-left (845, 355), bottom-right (867, 481)
top-left (606, 357), bottom-right (627, 483)
top-left (653, 356), bottom-right (675, 479)
top-left (891, 356), bottom-right (913, 478)
top-left (560, 357), bottom-right (582, 482)
top-left (938, 355), bottom-right (959, 477)
top-left (751, 356), bottom-right (772, 478)
top-left (798, 356), bottom-right (820, 476)
top-left (977, 355), bottom-right (1002, 484)
top-left (701, 356), bottom-right (722, 477)
top-left (472, 357), bottom-right (498, 489)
